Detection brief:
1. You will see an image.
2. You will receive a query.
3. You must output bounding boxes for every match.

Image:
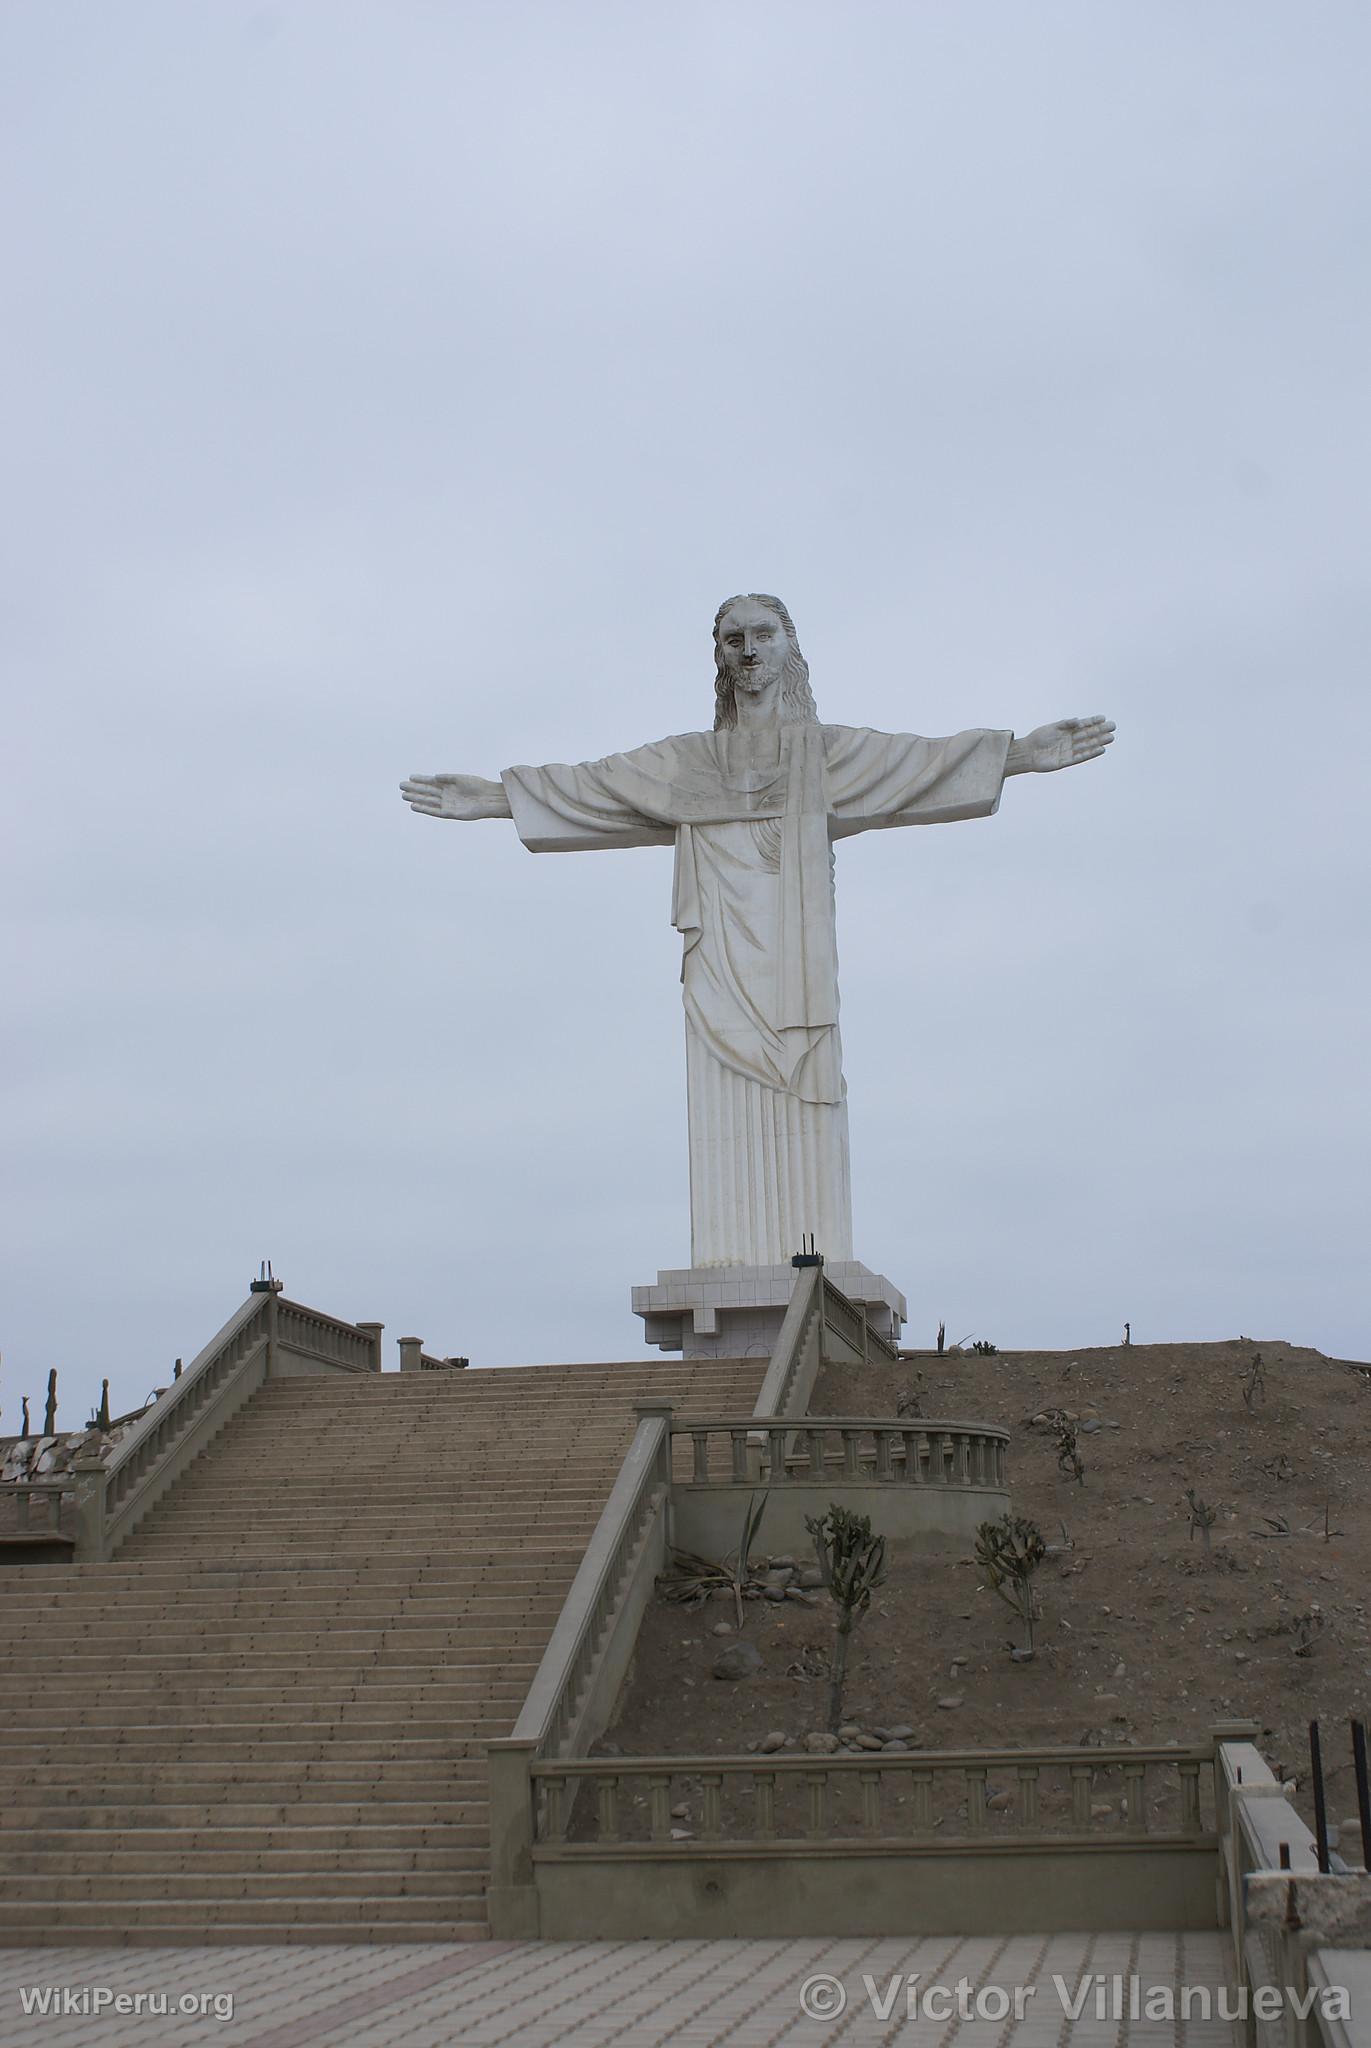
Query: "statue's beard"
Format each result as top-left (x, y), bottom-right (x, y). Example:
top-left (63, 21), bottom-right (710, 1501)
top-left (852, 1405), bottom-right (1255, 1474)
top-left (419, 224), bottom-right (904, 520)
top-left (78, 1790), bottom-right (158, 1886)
top-left (731, 663), bottom-right (781, 694)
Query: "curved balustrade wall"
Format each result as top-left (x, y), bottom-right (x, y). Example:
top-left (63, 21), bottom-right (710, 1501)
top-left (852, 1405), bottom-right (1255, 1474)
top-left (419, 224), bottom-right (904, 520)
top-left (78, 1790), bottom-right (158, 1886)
top-left (671, 1413), bottom-right (1009, 1555)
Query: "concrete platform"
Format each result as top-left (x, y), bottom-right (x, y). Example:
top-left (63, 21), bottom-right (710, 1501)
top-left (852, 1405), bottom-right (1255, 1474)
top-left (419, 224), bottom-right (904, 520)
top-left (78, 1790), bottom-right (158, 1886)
top-left (633, 1260), bottom-right (907, 1357)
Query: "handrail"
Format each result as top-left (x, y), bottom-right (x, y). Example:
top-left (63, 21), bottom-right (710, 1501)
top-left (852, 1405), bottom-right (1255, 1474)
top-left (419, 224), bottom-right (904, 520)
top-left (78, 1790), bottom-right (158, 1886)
top-left (820, 1273), bottom-right (902, 1368)
top-left (503, 1409), bottom-right (672, 1761)
top-left (752, 1263), bottom-right (824, 1421)
top-left (103, 1294), bottom-right (269, 1491)
top-left (486, 1406), bottom-right (675, 1935)
top-left (80, 1291), bottom-right (382, 1560)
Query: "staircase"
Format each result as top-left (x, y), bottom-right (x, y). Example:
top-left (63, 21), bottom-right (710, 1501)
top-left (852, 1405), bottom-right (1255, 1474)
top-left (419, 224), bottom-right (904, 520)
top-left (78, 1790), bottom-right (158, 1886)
top-left (0, 1356), bottom-right (765, 1946)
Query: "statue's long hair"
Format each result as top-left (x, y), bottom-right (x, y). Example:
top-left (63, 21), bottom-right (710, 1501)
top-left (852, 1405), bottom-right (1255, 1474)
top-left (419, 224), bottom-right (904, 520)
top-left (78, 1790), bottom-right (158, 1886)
top-left (712, 593), bottom-right (819, 731)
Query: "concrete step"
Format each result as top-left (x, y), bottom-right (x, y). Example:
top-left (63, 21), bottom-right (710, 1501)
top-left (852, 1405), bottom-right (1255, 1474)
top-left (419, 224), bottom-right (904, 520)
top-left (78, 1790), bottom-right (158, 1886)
top-left (0, 1765), bottom-right (490, 1797)
top-left (4, 1867), bottom-right (485, 1900)
top-left (0, 1733), bottom-right (502, 1763)
top-left (1, 1559), bottom-right (583, 1596)
top-left (0, 1553), bottom-right (581, 1583)
top-left (7, 1645), bottom-right (541, 1668)
top-left (4, 1649), bottom-right (542, 1677)
top-left (0, 1894), bottom-right (481, 1929)
top-left (3, 1695), bottom-right (524, 1723)
top-left (6, 1823), bottom-right (488, 1855)
top-left (0, 1918), bottom-right (490, 1947)
top-left (2, 1693), bottom-right (526, 1725)
top-left (7, 1624), bottom-right (556, 1653)
top-left (2, 1595), bottom-right (570, 1627)
top-left (0, 1799), bottom-right (489, 1830)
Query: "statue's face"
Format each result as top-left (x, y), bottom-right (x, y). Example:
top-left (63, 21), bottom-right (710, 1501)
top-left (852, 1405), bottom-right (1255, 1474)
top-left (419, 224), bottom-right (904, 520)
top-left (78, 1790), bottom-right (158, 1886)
top-left (717, 600), bottom-right (788, 695)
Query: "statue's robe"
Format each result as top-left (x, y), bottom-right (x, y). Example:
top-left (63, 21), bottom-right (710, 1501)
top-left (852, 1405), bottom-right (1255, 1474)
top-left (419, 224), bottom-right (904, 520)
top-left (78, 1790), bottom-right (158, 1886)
top-left (502, 722), bottom-right (1010, 1267)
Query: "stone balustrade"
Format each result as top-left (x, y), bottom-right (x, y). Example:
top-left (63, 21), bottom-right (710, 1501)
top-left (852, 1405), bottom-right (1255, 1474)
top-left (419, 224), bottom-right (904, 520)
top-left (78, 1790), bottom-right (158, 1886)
top-left (819, 1274), bottom-right (901, 1366)
top-left (534, 1742), bottom-right (1212, 1849)
top-left (676, 1414), bottom-right (1008, 1490)
top-left (71, 1291), bottom-right (384, 1561)
top-left (667, 1410), bottom-right (1009, 1555)
top-left (273, 1300), bottom-right (381, 1375)
top-left (487, 1403), bottom-right (674, 1937)
top-left (503, 1738), bottom-right (1229, 1938)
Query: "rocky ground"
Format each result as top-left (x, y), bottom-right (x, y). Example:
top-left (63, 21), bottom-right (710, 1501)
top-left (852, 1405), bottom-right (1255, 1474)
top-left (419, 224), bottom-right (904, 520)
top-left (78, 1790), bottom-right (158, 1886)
top-left (602, 1337), bottom-right (1371, 1840)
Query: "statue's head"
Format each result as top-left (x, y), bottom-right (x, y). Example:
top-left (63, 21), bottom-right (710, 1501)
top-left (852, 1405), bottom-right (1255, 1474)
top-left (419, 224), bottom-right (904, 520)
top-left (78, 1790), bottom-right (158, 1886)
top-left (712, 594), bottom-right (818, 731)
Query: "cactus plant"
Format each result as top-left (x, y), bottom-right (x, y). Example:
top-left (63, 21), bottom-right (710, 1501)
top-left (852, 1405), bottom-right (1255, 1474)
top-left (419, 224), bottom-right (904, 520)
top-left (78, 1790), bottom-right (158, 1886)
top-left (805, 1504), bottom-right (887, 1732)
top-left (974, 1512), bottom-right (1047, 1655)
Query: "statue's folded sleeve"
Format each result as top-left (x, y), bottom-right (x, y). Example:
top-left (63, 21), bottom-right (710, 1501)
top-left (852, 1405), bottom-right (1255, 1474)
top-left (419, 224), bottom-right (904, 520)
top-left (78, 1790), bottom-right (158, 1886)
top-left (824, 725), bottom-right (1012, 837)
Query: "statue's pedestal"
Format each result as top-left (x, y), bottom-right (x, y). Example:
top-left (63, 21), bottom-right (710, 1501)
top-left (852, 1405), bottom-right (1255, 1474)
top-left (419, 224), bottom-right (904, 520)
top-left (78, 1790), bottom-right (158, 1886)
top-left (631, 1262), bottom-right (907, 1359)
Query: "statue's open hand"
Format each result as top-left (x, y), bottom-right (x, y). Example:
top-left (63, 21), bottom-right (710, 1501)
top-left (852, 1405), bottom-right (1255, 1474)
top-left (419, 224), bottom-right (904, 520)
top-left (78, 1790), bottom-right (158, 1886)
top-left (1013, 716), bottom-right (1115, 774)
top-left (400, 773), bottom-right (511, 821)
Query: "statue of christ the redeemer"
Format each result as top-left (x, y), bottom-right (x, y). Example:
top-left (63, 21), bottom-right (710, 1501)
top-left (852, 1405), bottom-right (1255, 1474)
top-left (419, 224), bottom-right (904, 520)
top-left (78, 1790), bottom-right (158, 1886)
top-left (402, 593), bottom-right (1113, 1272)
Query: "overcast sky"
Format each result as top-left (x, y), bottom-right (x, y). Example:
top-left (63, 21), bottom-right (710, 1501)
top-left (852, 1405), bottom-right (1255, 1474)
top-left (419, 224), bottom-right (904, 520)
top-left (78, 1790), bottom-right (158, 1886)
top-left (5, 2), bottom-right (1368, 1430)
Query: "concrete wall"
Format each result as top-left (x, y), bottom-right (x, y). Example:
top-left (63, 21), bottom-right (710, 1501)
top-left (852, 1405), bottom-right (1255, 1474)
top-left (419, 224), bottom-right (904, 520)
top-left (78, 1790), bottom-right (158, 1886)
top-left (530, 1840), bottom-right (1220, 1938)
top-left (673, 1479), bottom-right (1008, 1557)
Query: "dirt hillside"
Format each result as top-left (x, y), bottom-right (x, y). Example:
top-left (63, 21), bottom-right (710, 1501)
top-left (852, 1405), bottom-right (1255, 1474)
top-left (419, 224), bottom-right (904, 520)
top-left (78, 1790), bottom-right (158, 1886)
top-left (605, 1337), bottom-right (1371, 1833)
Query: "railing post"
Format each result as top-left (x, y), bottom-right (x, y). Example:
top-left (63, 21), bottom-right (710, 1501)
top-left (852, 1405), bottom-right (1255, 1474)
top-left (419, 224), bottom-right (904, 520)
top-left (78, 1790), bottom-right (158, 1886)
top-left (486, 1738), bottom-right (541, 1938)
top-left (632, 1402), bottom-right (674, 1546)
top-left (398, 1336), bottom-right (424, 1374)
top-left (71, 1454), bottom-right (108, 1564)
top-left (356, 1322), bottom-right (384, 1372)
top-left (264, 1289), bottom-right (280, 1377)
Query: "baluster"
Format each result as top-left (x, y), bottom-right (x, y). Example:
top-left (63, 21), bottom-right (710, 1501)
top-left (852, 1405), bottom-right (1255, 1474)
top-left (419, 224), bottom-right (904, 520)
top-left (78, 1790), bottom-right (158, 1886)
top-left (1016, 1765), bottom-right (1040, 1829)
top-left (964, 1766), bottom-right (987, 1832)
top-left (1070, 1764), bottom-right (1093, 1829)
top-left (874, 1430), bottom-right (892, 1480)
top-left (860, 1769), bottom-right (881, 1830)
top-left (1179, 1760), bottom-right (1202, 1833)
top-left (597, 1776), bottom-right (620, 1842)
top-left (911, 1769), bottom-right (933, 1830)
top-left (1123, 1761), bottom-right (1147, 1832)
top-left (753, 1771), bottom-right (776, 1838)
top-left (691, 1430), bottom-right (710, 1483)
top-left (649, 1774), bottom-right (672, 1841)
top-left (805, 1771), bottom-right (829, 1837)
top-left (701, 1773), bottom-right (723, 1838)
top-left (729, 1430), bottom-right (748, 1482)
top-left (543, 1776), bottom-right (567, 1842)
top-left (958, 1434), bottom-right (972, 1484)
top-left (842, 1428), bottom-right (859, 1479)
top-left (972, 1435), bottom-right (986, 1483)
top-left (901, 1430), bottom-right (920, 1483)
top-left (926, 1431), bottom-right (945, 1484)
top-left (767, 1428), bottom-right (787, 1482)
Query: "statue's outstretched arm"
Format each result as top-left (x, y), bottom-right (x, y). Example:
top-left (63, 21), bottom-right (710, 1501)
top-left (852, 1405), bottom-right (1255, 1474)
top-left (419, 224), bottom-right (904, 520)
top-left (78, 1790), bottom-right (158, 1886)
top-left (400, 773), bottom-right (513, 821)
top-left (1005, 716), bottom-right (1115, 777)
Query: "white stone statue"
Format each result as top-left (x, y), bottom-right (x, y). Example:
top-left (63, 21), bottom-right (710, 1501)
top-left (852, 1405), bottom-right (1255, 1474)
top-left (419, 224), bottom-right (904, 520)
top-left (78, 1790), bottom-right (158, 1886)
top-left (402, 594), bottom-right (1113, 1271)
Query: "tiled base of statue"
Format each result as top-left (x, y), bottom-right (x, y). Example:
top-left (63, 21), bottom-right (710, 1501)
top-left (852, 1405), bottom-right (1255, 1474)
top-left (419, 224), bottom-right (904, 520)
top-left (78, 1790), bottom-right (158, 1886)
top-left (632, 1261), bottom-right (907, 1358)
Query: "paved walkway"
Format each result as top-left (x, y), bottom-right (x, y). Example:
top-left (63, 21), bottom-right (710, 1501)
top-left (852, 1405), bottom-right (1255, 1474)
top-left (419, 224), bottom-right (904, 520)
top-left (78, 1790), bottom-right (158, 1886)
top-left (1, 1933), bottom-right (1237, 2048)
